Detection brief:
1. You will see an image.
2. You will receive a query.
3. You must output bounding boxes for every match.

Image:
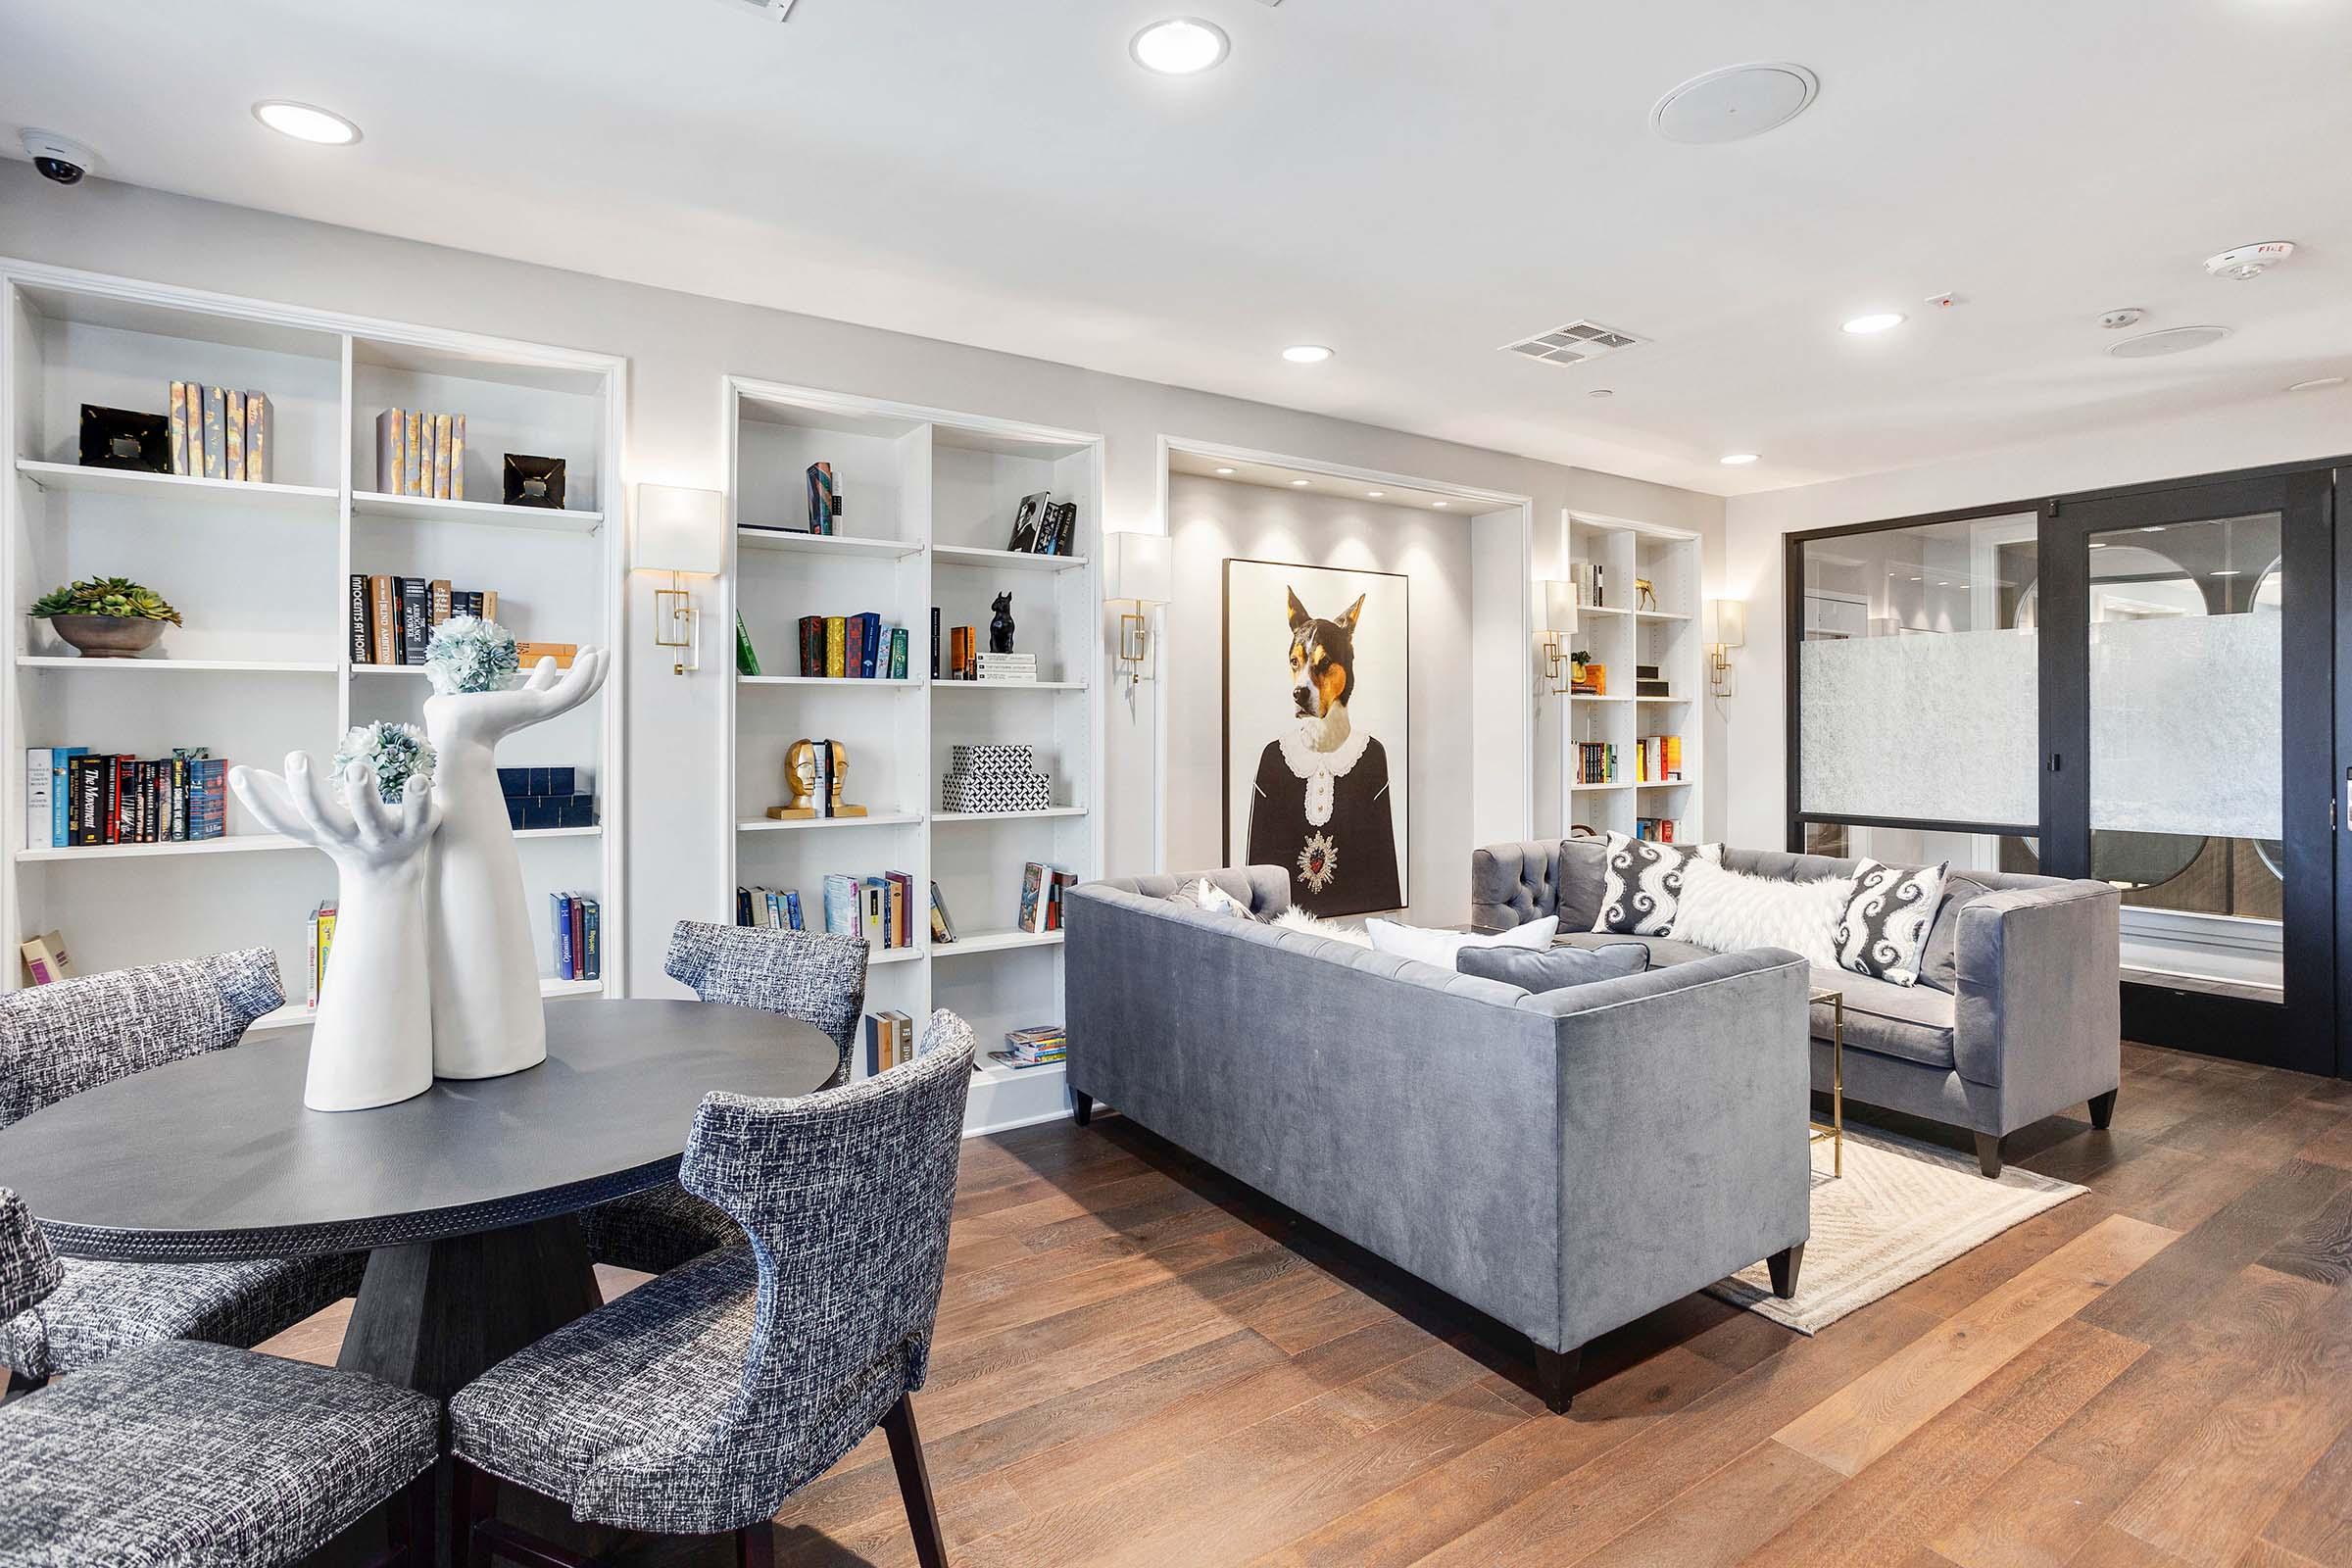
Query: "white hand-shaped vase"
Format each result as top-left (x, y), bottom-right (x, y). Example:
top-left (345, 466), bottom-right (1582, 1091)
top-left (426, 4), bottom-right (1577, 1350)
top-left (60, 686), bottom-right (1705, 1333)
top-left (423, 648), bottom-right (611, 1079)
top-left (230, 755), bottom-right (441, 1112)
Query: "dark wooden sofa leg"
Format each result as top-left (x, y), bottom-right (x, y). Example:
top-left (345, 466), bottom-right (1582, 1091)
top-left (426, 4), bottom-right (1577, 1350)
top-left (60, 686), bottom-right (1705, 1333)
top-left (2088, 1089), bottom-right (2118, 1131)
top-left (449, 1458), bottom-right (496, 1568)
top-left (1768, 1243), bottom-right (1805, 1300)
top-left (1535, 1346), bottom-right (1581, 1414)
top-left (379, 1466), bottom-right (437, 1566)
top-left (882, 1394), bottom-right (950, 1568)
top-left (1071, 1090), bottom-right (1093, 1127)
top-left (1974, 1132), bottom-right (2004, 1179)
top-left (737, 1522), bottom-right (778, 1567)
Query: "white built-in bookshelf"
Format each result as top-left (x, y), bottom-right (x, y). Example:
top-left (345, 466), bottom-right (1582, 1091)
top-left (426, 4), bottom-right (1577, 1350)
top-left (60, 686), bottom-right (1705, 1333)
top-left (722, 378), bottom-right (1103, 1137)
top-left (2, 262), bottom-right (626, 1029)
top-left (1559, 512), bottom-right (1704, 844)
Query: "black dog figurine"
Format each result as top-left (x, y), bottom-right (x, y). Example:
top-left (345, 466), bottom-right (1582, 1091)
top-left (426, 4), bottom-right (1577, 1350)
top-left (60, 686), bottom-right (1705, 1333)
top-left (989, 592), bottom-right (1015, 655)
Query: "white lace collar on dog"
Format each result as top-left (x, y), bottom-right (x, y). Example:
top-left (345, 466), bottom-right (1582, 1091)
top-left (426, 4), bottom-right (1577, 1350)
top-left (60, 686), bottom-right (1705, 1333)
top-left (1278, 723), bottom-right (1372, 827)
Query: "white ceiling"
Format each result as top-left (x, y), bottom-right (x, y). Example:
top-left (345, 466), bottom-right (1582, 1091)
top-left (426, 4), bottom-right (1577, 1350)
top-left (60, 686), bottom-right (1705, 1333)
top-left (5, 0), bottom-right (2349, 498)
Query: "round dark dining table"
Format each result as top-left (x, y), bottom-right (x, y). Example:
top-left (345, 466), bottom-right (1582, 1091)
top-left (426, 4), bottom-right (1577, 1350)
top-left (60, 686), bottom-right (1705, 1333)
top-left (0, 996), bottom-right (837, 1402)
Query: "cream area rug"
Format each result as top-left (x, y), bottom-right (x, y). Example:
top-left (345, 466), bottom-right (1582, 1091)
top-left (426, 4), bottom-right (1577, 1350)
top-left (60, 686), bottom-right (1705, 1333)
top-left (1707, 1126), bottom-right (2085, 1334)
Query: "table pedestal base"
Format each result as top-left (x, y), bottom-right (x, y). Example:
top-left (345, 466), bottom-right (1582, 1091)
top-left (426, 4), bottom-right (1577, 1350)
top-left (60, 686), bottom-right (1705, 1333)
top-left (339, 1213), bottom-right (604, 1403)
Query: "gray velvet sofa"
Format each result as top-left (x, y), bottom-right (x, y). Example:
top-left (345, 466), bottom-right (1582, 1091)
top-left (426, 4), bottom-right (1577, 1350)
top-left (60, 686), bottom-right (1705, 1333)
top-left (1063, 866), bottom-right (1813, 1413)
top-left (1471, 841), bottom-right (2122, 1176)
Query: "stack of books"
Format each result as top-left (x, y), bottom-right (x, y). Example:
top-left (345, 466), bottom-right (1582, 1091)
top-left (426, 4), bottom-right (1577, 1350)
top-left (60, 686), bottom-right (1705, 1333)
top-left (864, 1009), bottom-right (918, 1074)
top-left (1574, 741), bottom-right (1619, 785)
top-left (373, 409), bottom-right (466, 499)
top-left (991, 1025), bottom-right (1066, 1071)
top-left (796, 613), bottom-right (909, 679)
top-left (350, 575), bottom-right (500, 666)
top-left (500, 766), bottom-right (596, 831)
top-left (169, 384), bottom-right (270, 481)
top-left (973, 652), bottom-right (1038, 685)
top-left (306, 902), bottom-right (338, 1009)
top-left (549, 892), bottom-right (604, 982)
top-left (1018, 862), bottom-right (1079, 934)
top-left (24, 747), bottom-right (225, 848)
top-left (1635, 735), bottom-right (1684, 783)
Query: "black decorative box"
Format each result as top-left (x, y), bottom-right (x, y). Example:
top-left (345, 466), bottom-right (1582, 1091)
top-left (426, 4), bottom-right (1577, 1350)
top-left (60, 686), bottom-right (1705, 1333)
top-left (504, 793), bottom-right (597, 830)
top-left (503, 454), bottom-right (566, 509)
top-left (499, 765), bottom-right (578, 798)
top-left (78, 405), bottom-right (172, 472)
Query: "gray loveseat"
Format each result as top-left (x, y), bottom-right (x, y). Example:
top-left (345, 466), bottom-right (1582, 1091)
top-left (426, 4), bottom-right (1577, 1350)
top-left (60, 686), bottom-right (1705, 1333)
top-left (1064, 866), bottom-right (1812, 1413)
top-left (1471, 841), bottom-right (2122, 1176)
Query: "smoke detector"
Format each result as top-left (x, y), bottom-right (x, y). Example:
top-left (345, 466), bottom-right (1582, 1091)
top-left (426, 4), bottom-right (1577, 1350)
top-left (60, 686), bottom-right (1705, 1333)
top-left (1502, 319), bottom-right (1642, 368)
top-left (2098, 308), bottom-right (2147, 330)
top-left (2205, 242), bottom-right (2294, 280)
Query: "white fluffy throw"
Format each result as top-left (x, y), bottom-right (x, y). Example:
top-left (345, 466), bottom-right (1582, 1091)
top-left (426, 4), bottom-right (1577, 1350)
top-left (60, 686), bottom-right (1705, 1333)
top-left (1669, 858), bottom-right (1850, 969)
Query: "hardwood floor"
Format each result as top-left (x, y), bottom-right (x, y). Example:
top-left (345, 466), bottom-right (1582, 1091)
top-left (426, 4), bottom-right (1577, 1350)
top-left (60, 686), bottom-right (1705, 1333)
top-left (272, 1041), bottom-right (2352, 1567)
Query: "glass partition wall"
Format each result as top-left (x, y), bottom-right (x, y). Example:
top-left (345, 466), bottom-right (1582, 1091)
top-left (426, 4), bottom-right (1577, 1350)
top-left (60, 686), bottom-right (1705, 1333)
top-left (1788, 461), bottom-right (2343, 1078)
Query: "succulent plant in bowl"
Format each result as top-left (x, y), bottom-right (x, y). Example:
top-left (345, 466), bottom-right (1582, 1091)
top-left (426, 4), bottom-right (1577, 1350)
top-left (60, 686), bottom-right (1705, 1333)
top-left (27, 577), bottom-right (184, 659)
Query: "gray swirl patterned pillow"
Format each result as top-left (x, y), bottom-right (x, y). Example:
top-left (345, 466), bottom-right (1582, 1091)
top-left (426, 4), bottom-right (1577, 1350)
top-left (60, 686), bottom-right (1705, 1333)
top-left (1835, 858), bottom-right (1948, 987)
top-left (1592, 833), bottom-right (1723, 936)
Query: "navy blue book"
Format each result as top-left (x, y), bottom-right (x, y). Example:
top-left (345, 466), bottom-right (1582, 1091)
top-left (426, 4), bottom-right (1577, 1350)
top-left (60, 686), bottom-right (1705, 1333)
top-left (858, 612), bottom-right (881, 678)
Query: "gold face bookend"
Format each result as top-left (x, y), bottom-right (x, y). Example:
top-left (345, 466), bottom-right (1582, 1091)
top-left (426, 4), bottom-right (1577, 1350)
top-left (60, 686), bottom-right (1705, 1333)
top-left (766, 737), bottom-right (867, 819)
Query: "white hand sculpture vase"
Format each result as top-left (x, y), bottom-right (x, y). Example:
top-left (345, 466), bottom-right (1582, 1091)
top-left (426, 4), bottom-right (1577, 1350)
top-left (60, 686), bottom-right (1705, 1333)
top-left (230, 754), bottom-right (440, 1112)
top-left (423, 647), bottom-right (611, 1079)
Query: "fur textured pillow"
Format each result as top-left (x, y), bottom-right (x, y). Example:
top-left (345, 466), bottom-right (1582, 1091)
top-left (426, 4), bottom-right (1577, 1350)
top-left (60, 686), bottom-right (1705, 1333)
top-left (1668, 858), bottom-right (1850, 969)
top-left (1364, 915), bottom-right (1558, 967)
top-left (1837, 859), bottom-right (1948, 987)
top-left (1593, 833), bottom-right (1724, 935)
top-left (1167, 878), bottom-right (1251, 918)
top-left (1268, 906), bottom-right (1373, 947)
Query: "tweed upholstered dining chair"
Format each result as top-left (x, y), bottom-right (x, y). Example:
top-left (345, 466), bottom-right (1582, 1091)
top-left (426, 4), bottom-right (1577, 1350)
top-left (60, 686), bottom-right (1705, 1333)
top-left (0, 1187), bottom-right (442, 1565)
top-left (578, 919), bottom-right (870, 1277)
top-left (449, 1010), bottom-right (976, 1568)
top-left (1, 950), bottom-right (367, 1391)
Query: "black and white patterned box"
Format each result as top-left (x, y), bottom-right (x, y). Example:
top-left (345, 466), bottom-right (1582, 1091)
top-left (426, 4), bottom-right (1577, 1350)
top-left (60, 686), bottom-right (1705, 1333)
top-left (941, 769), bottom-right (1052, 813)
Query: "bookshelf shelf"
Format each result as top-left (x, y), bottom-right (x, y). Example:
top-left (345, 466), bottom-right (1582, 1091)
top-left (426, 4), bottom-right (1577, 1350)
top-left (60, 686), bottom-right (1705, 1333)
top-left (736, 812), bottom-right (925, 833)
top-left (16, 460), bottom-right (341, 515)
top-left (737, 527), bottom-right (922, 560)
top-left (971, 1056), bottom-right (1068, 1090)
top-left (6, 262), bottom-right (627, 1004)
top-left (1571, 781), bottom-right (1636, 793)
top-left (740, 674), bottom-right (925, 689)
top-left (725, 377), bottom-right (1103, 1136)
top-left (932, 544), bottom-right (1090, 573)
top-left (1636, 610), bottom-right (1691, 622)
top-left (19, 657), bottom-right (341, 675)
top-left (934, 928), bottom-right (1064, 957)
top-left (1569, 694), bottom-right (1630, 705)
top-left (352, 490), bottom-right (603, 534)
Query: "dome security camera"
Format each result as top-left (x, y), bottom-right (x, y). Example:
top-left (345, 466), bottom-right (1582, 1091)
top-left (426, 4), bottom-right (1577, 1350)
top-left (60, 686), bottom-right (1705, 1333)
top-left (20, 130), bottom-right (98, 186)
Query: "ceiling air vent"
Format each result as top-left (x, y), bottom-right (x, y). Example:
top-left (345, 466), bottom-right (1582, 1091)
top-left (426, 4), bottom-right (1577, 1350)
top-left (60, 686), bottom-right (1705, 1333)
top-left (1501, 320), bottom-right (1642, 368)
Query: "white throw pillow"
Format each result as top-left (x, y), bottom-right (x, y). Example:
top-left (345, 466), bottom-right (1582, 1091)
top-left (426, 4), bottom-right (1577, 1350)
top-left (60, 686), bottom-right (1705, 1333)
top-left (1190, 879), bottom-right (1249, 917)
top-left (1836, 859), bottom-right (1948, 987)
top-left (1364, 915), bottom-right (1559, 967)
top-left (1269, 906), bottom-right (1374, 947)
top-left (1593, 833), bottom-right (1724, 936)
top-left (1668, 858), bottom-right (1850, 969)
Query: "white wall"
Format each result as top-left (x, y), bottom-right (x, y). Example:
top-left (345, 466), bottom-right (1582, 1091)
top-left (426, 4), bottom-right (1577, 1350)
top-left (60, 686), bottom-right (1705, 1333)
top-left (1164, 474), bottom-right (1472, 924)
top-left (1721, 385), bottom-right (2352, 850)
top-left (0, 164), bottom-right (1724, 988)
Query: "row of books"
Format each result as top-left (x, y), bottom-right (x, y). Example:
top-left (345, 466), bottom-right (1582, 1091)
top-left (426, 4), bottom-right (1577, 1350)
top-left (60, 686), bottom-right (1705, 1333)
top-left (1566, 560), bottom-right (1611, 610)
top-left (864, 1009), bottom-right (919, 1074)
top-left (549, 893), bottom-right (605, 981)
top-left (350, 574), bottom-right (500, 666)
top-left (1017, 862), bottom-right (1078, 935)
top-left (1005, 491), bottom-right (1080, 556)
top-left (305, 902), bottom-right (338, 1009)
top-left (1634, 817), bottom-right (1683, 843)
top-left (168, 383), bottom-right (271, 482)
top-left (1634, 735), bottom-right (1686, 783)
top-left (991, 1024), bottom-right (1065, 1071)
top-left (1574, 741), bottom-right (1619, 786)
top-left (24, 748), bottom-right (225, 848)
top-left (740, 879), bottom-right (966, 946)
top-left (796, 613), bottom-right (910, 680)
top-left (373, 410), bottom-right (467, 499)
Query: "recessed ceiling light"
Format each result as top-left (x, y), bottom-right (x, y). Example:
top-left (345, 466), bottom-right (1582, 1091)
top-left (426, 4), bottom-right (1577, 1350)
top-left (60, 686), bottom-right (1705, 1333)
top-left (1289, 478), bottom-right (1311, 487)
top-left (1841, 313), bottom-right (1905, 335)
top-left (1213, 466), bottom-right (1236, 475)
top-left (1366, 490), bottom-right (1385, 498)
top-left (1130, 18), bottom-right (1229, 75)
top-left (1720, 452), bottom-right (1761, 466)
top-left (1282, 344), bottom-right (1334, 365)
top-left (1433, 501), bottom-right (1450, 509)
top-left (252, 100), bottom-right (362, 145)
top-left (2288, 375), bottom-right (2345, 393)
top-left (1908, 575), bottom-right (1921, 582)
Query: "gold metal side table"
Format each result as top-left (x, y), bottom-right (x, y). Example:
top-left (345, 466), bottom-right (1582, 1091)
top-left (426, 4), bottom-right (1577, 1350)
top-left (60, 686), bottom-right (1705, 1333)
top-left (1808, 986), bottom-right (1844, 1179)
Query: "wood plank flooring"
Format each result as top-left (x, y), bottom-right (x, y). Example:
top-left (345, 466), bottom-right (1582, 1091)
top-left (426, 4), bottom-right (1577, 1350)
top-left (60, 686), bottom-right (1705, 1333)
top-left (271, 1041), bottom-right (2352, 1567)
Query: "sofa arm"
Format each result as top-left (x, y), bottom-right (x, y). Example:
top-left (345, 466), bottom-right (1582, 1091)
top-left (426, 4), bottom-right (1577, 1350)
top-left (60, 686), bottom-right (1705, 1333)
top-left (1953, 882), bottom-right (2121, 1110)
top-left (1471, 841), bottom-right (1564, 931)
top-left (1527, 949), bottom-right (1813, 1350)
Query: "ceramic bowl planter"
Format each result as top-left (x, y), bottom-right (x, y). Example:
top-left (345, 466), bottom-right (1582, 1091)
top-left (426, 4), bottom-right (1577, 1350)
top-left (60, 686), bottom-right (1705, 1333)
top-left (422, 639), bottom-right (611, 1080)
top-left (47, 614), bottom-right (168, 658)
top-left (230, 747), bottom-right (441, 1112)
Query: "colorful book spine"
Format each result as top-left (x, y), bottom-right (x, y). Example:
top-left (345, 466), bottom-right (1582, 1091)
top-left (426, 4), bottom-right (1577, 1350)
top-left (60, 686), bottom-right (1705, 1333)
top-left (430, 579), bottom-right (454, 628)
top-left (23, 750), bottom-right (51, 850)
top-left (432, 414), bottom-right (454, 499)
top-left (845, 613), bottom-right (865, 680)
top-left (552, 892), bottom-right (575, 979)
top-left (400, 579), bottom-right (430, 664)
top-left (245, 392), bottom-right (270, 483)
top-left (201, 386), bottom-right (226, 479)
top-left (224, 389), bottom-right (246, 482)
top-left (888, 626), bottom-right (909, 681)
top-left (858, 612), bottom-right (881, 678)
top-left (450, 415), bottom-right (466, 500)
top-left (375, 410), bottom-right (406, 494)
top-left (168, 383), bottom-right (191, 476)
top-left (369, 574), bottom-right (399, 665)
top-left (824, 617), bottom-right (847, 678)
top-left (797, 615), bottom-right (824, 677)
top-left (822, 874), bottom-right (858, 936)
top-left (783, 890), bottom-right (804, 931)
top-left (403, 410), bottom-right (423, 496)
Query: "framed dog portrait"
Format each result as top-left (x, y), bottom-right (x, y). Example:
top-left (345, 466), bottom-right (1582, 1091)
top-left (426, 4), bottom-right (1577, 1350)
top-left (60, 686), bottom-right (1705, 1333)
top-left (1223, 558), bottom-right (1409, 916)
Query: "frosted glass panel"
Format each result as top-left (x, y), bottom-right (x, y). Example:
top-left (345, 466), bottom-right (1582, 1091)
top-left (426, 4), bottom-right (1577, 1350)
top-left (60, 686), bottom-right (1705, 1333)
top-left (1797, 512), bottom-right (2038, 826)
top-left (2089, 612), bottom-right (2279, 839)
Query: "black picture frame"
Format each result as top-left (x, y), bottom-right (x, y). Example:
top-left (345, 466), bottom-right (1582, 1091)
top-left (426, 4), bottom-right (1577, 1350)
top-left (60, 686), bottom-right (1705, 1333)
top-left (502, 454), bottom-right (567, 510)
top-left (78, 405), bottom-right (172, 473)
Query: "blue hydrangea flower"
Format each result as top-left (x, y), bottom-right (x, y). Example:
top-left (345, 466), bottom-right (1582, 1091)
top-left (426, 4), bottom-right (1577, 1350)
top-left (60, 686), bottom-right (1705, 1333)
top-left (331, 721), bottom-right (436, 804)
top-left (424, 614), bottom-right (521, 696)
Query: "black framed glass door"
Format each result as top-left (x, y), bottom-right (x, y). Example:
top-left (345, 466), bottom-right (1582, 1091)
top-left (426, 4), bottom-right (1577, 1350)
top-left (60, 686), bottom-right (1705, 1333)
top-left (2038, 470), bottom-right (2336, 1075)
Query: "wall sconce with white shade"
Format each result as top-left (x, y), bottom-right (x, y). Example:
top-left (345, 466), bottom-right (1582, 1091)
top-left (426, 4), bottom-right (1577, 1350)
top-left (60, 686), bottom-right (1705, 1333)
top-left (1104, 530), bottom-right (1172, 687)
top-left (632, 483), bottom-right (726, 675)
top-left (1536, 579), bottom-right (1578, 695)
top-left (1705, 598), bottom-right (1746, 698)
